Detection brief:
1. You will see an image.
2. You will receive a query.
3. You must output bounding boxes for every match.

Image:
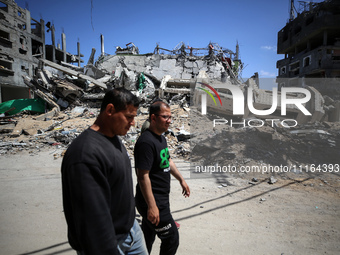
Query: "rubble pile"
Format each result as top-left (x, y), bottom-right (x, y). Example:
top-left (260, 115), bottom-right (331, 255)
top-left (0, 105), bottom-right (191, 158)
top-left (2, 98), bottom-right (339, 167)
top-left (1, 42), bottom-right (339, 182)
top-left (190, 109), bottom-right (340, 178)
top-left (0, 107), bottom-right (98, 156)
top-left (0, 56), bottom-right (194, 157)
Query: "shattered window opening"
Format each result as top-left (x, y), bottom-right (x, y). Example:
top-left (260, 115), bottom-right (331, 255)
top-left (0, 1), bottom-right (8, 12)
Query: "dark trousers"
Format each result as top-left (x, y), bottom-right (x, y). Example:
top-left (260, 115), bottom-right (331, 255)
top-left (136, 203), bottom-right (179, 255)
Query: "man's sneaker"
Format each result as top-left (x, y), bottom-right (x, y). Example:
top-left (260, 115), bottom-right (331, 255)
top-left (175, 221), bottom-right (180, 229)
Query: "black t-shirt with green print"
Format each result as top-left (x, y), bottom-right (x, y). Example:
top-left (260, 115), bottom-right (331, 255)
top-left (134, 129), bottom-right (171, 206)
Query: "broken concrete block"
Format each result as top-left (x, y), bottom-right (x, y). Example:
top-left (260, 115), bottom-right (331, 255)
top-left (176, 129), bottom-right (190, 141)
top-left (0, 124), bottom-right (16, 133)
top-left (160, 59), bottom-right (176, 70)
top-left (11, 118), bottom-right (54, 136)
top-left (268, 176), bottom-right (277, 184)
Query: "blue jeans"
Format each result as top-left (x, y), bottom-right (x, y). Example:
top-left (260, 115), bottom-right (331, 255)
top-left (76, 219), bottom-right (148, 255)
top-left (117, 219), bottom-right (148, 255)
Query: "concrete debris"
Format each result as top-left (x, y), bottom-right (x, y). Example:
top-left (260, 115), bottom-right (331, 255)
top-left (0, 39), bottom-right (339, 186)
top-left (268, 176), bottom-right (277, 184)
top-left (190, 109), bottom-right (340, 179)
top-left (176, 130), bottom-right (191, 142)
top-left (116, 42), bottom-right (139, 55)
top-left (0, 123), bottom-right (15, 133)
top-left (11, 118), bottom-right (54, 137)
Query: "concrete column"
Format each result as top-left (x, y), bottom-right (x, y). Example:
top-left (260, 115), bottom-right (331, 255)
top-left (51, 25), bottom-right (56, 62)
top-left (323, 30), bottom-right (328, 46)
top-left (26, 8), bottom-right (31, 34)
top-left (307, 40), bottom-right (311, 51)
top-left (87, 48), bottom-right (96, 65)
top-left (77, 42), bottom-right (81, 67)
top-left (40, 19), bottom-right (46, 59)
top-left (62, 33), bottom-right (66, 62)
top-left (26, 10), bottom-right (32, 61)
top-left (101, 34), bottom-right (104, 56)
top-left (236, 41), bottom-right (239, 60)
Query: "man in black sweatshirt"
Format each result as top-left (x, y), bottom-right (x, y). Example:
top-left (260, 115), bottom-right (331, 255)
top-left (61, 88), bottom-right (147, 255)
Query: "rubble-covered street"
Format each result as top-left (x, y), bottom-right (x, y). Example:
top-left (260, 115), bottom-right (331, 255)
top-left (0, 48), bottom-right (339, 187)
top-left (1, 0), bottom-right (340, 254)
top-left (0, 43), bottom-right (339, 255)
top-left (1, 94), bottom-right (340, 192)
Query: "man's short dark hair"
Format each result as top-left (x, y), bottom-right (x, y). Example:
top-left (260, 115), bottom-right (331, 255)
top-left (100, 88), bottom-right (140, 112)
top-left (149, 100), bottom-right (170, 118)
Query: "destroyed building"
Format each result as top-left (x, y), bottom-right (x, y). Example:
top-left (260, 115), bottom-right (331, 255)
top-left (0, 0), bottom-right (339, 163)
top-left (0, 0), bottom-right (83, 103)
top-left (92, 40), bottom-right (242, 99)
top-left (276, 0), bottom-right (340, 96)
top-left (190, 0), bottom-right (339, 125)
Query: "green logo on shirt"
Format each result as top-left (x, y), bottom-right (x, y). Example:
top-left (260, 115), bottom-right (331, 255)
top-left (159, 148), bottom-right (169, 169)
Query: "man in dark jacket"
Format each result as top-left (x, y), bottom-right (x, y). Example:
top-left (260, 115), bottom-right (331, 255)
top-left (61, 88), bottom-right (147, 255)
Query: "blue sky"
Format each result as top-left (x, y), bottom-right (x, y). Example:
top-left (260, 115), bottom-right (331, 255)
top-left (16, 0), bottom-right (323, 84)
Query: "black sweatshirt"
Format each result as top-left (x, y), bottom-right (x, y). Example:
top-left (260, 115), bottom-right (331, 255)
top-left (61, 128), bottom-right (135, 254)
top-left (134, 129), bottom-right (171, 207)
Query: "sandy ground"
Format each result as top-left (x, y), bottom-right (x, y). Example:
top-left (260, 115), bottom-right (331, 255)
top-left (0, 148), bottom-right (340, 255)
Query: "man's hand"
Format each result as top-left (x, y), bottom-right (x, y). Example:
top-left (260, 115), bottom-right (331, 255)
top-left (137, 168), bottom-right (160, 226)
top-left (180, 180), bottom-right (190, 198)
top-left (169, 158), bottom-right (191, 198)
top-left (147, 205), bottom-right (160, 226)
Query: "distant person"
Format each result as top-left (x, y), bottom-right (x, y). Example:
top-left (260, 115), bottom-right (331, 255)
top-left (61, 88), bottom-right (148, 255)
top-left (134, 100), bottom-right (190, 255)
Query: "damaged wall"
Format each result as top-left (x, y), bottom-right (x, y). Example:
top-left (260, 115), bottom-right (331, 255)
top-left (0, 0), bottom-right (45, 102)
top-left (0, 0), bottom-right (84, 103)
top-left (95, 54), bottom-right (226, 85)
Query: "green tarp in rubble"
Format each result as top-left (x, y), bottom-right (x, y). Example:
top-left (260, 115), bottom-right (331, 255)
top-left (0, 98), bottom-right (46, 115)
top-left (138, 72), bottom-right (146, 92)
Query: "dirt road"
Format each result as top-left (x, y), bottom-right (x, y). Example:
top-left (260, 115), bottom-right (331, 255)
top-left (0, 149), bottom-right (339, 255)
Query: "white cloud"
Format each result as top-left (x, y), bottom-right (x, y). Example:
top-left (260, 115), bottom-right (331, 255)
top-left (260, 70), bottom-right (276, 77)
top-left (261, 46), bottom-right (277, 51)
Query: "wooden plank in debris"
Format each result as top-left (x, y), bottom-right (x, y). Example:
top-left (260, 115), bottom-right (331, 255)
top-left (40, 59), bottom-right (107, 89)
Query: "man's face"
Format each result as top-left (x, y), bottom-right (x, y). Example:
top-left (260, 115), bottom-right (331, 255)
top-left (153, 106), bottom-right (172, 134)
top-left (111, 104), bottom-right (137, 136)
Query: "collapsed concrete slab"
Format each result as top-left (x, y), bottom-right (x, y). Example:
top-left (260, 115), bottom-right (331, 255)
top-left (158, 76), bottom-right (191, 98)
top-left (40, 59), bottom-right (107, 89)
top-left (95, 42), bottom-right (241, 87)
